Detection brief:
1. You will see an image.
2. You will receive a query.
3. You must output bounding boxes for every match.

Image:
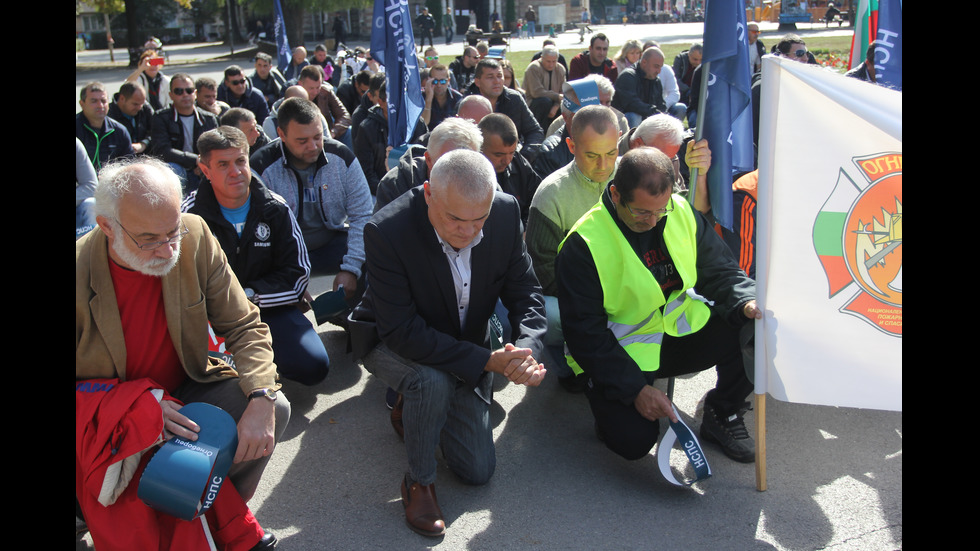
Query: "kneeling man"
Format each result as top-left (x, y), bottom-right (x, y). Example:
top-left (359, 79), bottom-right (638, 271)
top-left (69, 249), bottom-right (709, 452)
top-left (183, 126), bottom-right (329, 386)
top-left (351, 149), bottom-right (547, 536)
top-left (556, 148), bottom-right (761, 464)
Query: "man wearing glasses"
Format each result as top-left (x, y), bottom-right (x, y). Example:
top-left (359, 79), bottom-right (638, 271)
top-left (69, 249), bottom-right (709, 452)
top-left (448, 46), bottom-right (479, 91)
top-left (76, 157), bottom-right (290, 544)
top-left (150, 73), bottom-right (218, 192)
top-left (421, 64), bottom-right (462, 130)
top-left (555, 147), bottom-right (762, 465)
top-left (775, 34), bottom-right (814, 64)
top-left (218, 65), bottom-right (270, 125)
top-left (747, 22), bottom-right (765, 74)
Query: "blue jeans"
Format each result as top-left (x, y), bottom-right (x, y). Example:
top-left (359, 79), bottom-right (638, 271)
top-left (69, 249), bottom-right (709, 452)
top-left (528, 21), bottom-right (536, 37)
top-left (168, 163), bottom-right (202, 194)
top-left (363, 344), bottom-right (496, 486)
top-left (336, 127), bottom-right (353, 151)
top-left (668, 102), bottom-right (688, 122)
top-left (445, 26), bottom-right (453, 44)
top-left (263, 306), bottom-right (330, 386)
top-left (307, 230), bottom-right (348, 275)
top-left (625, 111), bottom-right (645, 129)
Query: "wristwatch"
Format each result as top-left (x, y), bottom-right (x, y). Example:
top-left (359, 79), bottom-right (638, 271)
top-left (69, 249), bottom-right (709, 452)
top-left (244, 288), bottom-right (257, 303)
top-left (248, 388), bottom-right (277, 402)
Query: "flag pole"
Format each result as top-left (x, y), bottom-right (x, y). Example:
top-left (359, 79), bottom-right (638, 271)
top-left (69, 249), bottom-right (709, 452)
top-left (687, 59), bottom-right (711, 205)
top-left (755, 392), bottom-right (767, 491)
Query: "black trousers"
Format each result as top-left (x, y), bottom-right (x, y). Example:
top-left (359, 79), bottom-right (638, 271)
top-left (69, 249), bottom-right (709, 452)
top-left (585, 314), bottom-right (753, 460)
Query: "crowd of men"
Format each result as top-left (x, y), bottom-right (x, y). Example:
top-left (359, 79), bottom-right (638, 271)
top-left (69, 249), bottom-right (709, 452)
top-left (78, 28), bottom-right (864, 545)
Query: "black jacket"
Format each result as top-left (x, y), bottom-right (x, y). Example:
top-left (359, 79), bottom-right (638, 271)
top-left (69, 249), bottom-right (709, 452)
top-left (181, 175), bottom-right (309, 308)
top-left (464, 85), bottom-right (544, 146)
top-left (336, 79), bottom-right (361, 116)
top-left (531, 125), bottom-right (572, 179)
top-left (497, 149), bottom-right (542, 227)
top-left (448, 56), bottom-right (477, 91)
top-left (217, 83), bottom-right (271, 124)
top-left (150, 107), bottom-right (219, 169)
top-left (108, 93), bottom-right (154, 152)
top-left (375, 145), bottom-right (428, 213)
top-left (75, 113), bottom-right (134, 171)
top-left (354, 105), bottom-right (426, 195)
top-left (250, 69), bottom-right (287, 108)
top-left (351, 187), bottom-right (546, 386)
top-left (556, 186), bottom-right (755, 402)
top-left (612, 66), bottom-right (666, 118)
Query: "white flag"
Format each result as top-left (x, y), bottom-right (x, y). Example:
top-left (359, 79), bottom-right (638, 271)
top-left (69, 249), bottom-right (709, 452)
top-left (755, 56), bottom-right (902, 412)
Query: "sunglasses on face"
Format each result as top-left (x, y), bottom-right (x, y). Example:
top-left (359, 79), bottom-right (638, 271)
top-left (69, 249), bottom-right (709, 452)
top-left (172, 88), bottom-right (195, 95)
top-left (792, 48), bottom-right (807, 58)
top-left (425, 56), bottom-right (439, 60)
top-left (228, 79), bottom-right (247, 86)
top-left (431, 79), bottom-right (448, 85)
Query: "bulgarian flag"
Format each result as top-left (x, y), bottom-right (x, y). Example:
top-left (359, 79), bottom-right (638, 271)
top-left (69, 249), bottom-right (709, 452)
top-left (849, 0), bottom-right (879, 69)
top-left (812, 178), bottom-right (852, 297)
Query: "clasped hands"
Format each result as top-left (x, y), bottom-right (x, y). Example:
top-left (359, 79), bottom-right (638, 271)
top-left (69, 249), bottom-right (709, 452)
top-left (484, 343), bottom-right (546, 386)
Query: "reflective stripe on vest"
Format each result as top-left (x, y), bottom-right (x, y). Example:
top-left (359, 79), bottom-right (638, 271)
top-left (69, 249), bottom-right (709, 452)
top-left (559, 194), bottom-right (711, 375)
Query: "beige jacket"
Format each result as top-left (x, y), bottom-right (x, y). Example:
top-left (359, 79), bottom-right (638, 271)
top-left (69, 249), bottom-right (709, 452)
top-left (75, 213), bottom-right (280, 396)
top-left (523, 59), bottom-right (566, 102)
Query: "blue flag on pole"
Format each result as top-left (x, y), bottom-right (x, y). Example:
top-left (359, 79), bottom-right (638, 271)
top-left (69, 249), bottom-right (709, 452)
top-left (875, 0), bottom-right (902, 91)
top-left (273, 0), bottom-right (291, 71)
top-left (700, 0), bottom-right (754, 231)
top-left (371, 0), bottom-right (424, 147)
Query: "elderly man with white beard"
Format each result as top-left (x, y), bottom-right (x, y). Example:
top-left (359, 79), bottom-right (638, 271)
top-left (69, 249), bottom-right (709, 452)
top-left (76, 157), bottom-right (291, 510)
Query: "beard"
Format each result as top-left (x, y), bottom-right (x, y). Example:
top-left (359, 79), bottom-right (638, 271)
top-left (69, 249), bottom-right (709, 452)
top-left (110, 226), bottom-right (181, 277)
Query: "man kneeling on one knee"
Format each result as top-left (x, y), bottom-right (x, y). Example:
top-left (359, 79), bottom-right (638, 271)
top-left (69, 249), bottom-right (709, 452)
top-left (556, 147), bottom-right (762, 464)
top-left (351, 149), bottom-right (547, 537)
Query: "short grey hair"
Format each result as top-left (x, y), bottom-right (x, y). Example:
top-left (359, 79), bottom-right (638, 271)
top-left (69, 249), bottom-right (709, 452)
top-left (428, 117), bottom-right (483, 161)
top-left (94, 157), bottom-right (183, 221)
top-left (634, 114), bottom-right (685, 149)
top-left (429, 149), bottom-right (495, 203)
top-left (540, 46), bottom-right (559, 59)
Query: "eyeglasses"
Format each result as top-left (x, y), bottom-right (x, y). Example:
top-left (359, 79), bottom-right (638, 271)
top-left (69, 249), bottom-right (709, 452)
top-left (172, 88), bottom-right (195, 95)
top-left (624, 197), bottom-right (674, 220)
top-left (432, 79), bottom-right (448, 85)
top-left (228, 78), bottom-right (247, 86)
top-left (116, 220), bottom-right (189, 250)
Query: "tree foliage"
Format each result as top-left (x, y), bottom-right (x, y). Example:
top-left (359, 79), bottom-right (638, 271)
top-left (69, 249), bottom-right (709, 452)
top-left (243, 0), bottom-right (371, 45)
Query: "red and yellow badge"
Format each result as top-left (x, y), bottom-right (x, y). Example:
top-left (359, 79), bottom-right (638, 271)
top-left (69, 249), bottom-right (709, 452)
top-left (813, 153), bottom-right (902, 337)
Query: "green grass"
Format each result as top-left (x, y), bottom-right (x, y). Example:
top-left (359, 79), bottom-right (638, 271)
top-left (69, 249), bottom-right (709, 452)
top-left (439, 35), bottom-right (854, 83)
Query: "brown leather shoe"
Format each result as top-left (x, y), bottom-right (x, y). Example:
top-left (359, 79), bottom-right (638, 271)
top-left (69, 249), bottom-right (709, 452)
top-left (390, 393), bottom-right (405, 441)
top-left (400, 475), bottom-right (446, 537)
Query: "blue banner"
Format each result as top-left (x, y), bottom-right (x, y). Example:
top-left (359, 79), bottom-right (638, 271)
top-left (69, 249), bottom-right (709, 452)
top-left (875, 0), bottom-right (902, 91)
top-left (371, 0), bottom-right (424, 147)
top-left (700, 0), bottom-right (754, 231)
top-left (273, 0), bottom-right (291, 71)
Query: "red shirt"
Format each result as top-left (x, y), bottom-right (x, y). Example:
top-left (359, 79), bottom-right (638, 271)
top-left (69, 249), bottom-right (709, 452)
top-left (108, 258), bottom-right (186, 391)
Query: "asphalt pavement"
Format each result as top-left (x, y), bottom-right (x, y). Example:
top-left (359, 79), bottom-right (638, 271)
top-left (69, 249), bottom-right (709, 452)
top-left (76, 21), bottom-right (900, 551)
